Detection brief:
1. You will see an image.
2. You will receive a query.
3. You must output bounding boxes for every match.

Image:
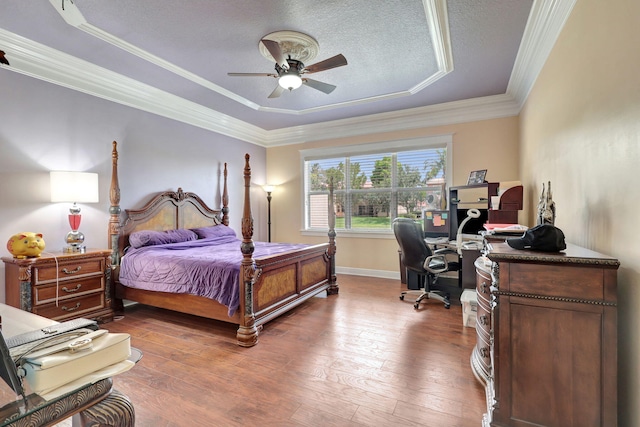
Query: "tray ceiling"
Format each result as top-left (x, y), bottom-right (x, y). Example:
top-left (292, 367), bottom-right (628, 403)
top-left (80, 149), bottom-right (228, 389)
top-left (0, 0), bottom-right (575, 146)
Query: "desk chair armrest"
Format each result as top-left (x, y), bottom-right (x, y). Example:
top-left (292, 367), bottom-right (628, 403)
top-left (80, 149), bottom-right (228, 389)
top-left (423, 254), bottom-right (449, 274)
top-left (433, 247), bottom-right (458, 256)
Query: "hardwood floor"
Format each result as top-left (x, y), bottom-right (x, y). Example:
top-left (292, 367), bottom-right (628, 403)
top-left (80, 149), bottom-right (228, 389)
top-left (102, 275), bottom-right (486, 426)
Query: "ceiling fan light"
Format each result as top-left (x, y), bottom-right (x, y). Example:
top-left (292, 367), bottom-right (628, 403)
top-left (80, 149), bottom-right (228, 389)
top-left (278, 73), bottom-right (303, 90)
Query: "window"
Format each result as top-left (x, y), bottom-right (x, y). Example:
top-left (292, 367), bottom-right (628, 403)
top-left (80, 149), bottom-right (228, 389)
top-left (301, 136), bottom-right (453, 233)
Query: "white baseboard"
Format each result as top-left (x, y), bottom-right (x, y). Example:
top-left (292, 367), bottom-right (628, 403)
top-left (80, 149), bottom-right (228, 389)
top-left (335, 266), bottom-right (400, 280)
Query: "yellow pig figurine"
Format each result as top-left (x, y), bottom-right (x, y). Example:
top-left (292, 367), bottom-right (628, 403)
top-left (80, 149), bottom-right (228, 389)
top-left (6, 232), bottom-right (46, 259)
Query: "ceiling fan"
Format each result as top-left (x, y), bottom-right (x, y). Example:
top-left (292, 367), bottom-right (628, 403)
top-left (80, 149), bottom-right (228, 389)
top-left (228, 37), bottom-right (347, 99)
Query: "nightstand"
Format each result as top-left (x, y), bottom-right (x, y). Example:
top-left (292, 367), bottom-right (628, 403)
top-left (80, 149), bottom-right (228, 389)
top-left (2, 249), bottom-right (114, 322)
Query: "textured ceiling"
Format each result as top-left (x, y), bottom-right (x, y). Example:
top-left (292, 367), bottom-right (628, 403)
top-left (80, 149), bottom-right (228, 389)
top-left (0, 0), bottom-right (550, 142)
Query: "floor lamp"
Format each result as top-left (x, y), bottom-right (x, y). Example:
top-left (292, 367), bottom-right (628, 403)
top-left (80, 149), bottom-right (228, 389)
top-left (263, 185), bottom-right (275, 242)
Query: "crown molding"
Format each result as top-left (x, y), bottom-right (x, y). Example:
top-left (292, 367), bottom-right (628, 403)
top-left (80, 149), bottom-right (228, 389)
top-left (48, 0), bottom-right (261, 111)
top-left (49, 0), bottom-right (453, 116)
top-left (507, 0), bottom-right (577, 107)
top-left (1, 0), bottom-right (572, 148)
top-left (0, 27), bottom-right (521, 148)
top-left (263, 94), bottom-right (520, 147)
top-left (0, 28), bottom-right (268, 145)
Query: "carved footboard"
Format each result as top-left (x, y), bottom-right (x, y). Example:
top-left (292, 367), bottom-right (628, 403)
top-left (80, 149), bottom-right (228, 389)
top-left (253, 244), bottom-right (331, 319)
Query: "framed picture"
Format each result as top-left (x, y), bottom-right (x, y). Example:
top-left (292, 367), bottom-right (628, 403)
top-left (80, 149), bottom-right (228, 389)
top-left (467, 169), bottom-right (487, 185)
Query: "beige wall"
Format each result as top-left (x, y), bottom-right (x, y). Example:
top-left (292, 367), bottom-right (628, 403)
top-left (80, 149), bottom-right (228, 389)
top-left (520, 0), bottom-right (640, 424)
top-left (267, 117), bottom-right (519, 275)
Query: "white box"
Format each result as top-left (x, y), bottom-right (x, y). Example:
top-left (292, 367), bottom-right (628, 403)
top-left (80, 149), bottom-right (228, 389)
top-left (460, 289), bottom-right (478, 328)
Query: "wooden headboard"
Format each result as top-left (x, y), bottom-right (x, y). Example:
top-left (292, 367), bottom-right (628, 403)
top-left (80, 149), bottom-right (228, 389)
top-left (108, 141), bottom-right (229, 267)
top-left (117, 187), bottom-right (225, 253)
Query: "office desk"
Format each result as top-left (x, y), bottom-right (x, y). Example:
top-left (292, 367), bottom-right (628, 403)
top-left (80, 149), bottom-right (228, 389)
top-left (0, 304), bottom-right (135, 426)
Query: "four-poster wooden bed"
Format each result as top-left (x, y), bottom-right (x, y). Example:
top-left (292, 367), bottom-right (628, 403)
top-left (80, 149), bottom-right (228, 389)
top-left (107, 141), bottom-right (337, 347)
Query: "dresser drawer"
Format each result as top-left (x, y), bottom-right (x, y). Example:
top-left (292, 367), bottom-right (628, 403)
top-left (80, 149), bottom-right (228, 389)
top-left (508, 263), bottom-right (604, 300)
top-left (476, 272), bottom-right (491, 297)
top-left (33, 293), bottom-right (105, 320)
top-left (474, 338), bottom-right (491, 369)
top-left (476, 302), bottom-right (491, 337)
top-left (34, 257), bottom-right (106, 283)
top-left (34, 276), bottom-right (105, 305)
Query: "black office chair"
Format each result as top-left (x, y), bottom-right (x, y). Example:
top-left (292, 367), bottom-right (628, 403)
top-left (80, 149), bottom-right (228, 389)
top-left (393, 217), bottom-right (460, 309)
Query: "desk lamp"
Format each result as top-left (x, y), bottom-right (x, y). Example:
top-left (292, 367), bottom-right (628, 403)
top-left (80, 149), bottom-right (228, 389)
top-left (50, 171), bottom-right (99, 253)
top-left (456, 208), bottom-right (481, 256)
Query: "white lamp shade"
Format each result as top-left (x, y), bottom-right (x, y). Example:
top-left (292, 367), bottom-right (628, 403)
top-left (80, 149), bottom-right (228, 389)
top-left (50, 171), bottom-right (99, 203)
top-left (263, 185), bottom-right (276, 193)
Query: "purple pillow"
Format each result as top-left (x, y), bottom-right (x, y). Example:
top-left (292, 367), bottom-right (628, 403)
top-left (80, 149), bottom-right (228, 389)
top-left (190, 225), bottom-right (237, 239)
top-left (129, 228), bottom-right (198, 248)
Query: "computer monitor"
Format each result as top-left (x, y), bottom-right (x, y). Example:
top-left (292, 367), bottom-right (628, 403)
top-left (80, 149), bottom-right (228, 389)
top-left (422, 210), bottom-right (450, 238)
top-left (450, 208), bottom-right (488, 240)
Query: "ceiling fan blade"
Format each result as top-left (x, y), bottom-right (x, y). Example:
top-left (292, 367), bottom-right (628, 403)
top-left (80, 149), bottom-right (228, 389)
top-left (268, 85), bottom-right (285, 99)
top-left (303, 78), bottom-right (336, 94)
top-left (304, 54), bottom-right (347, 74)
top-left (228, 72), bottom-right (276, 77)
top-left (261, 39), bottom-right (288, 69)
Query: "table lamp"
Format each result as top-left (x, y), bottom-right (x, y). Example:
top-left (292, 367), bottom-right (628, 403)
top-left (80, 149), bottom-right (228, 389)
top-left (50, 171), bottom-right (99, 253)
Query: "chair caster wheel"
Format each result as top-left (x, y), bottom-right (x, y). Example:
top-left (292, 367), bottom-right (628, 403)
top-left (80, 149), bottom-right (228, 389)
top-left (414, 303), bottom-right (420, 309)
top-left (399, 295), bottom-right (405, 301)
top-left (445, 303), bottom-right (451, 309)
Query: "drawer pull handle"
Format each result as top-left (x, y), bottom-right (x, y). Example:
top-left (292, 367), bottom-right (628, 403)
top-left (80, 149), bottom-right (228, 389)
top-left (479, 314), bottom-right (489, 325)
top-left (480, 282), bottom-right (487, 293)
top-left (62, 284), bottom-right (82, 293)
top-left (62, 266), bottom-right (82, 275)
top-left (480, 347), bottom-right (489, 358)
top-left (62, 303), bottom-right (81, 312)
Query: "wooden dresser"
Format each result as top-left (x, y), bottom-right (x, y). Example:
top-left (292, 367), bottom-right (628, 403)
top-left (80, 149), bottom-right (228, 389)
top-left (475, 242), bottom-right (619, 427)
top-left (3, 249), bottom-right (114, 322)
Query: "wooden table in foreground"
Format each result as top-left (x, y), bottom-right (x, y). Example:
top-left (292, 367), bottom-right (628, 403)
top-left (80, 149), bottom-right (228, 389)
top-left (0, 304), bottom-right (134, 426)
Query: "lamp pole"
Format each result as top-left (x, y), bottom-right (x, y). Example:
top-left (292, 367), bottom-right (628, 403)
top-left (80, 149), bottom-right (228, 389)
top-left (263, 185), bottom-right (275, 242)
top-left (266, 190), bottom-right (272, 242)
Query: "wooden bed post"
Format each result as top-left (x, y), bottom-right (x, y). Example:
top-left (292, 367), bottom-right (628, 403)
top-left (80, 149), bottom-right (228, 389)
top-left (109, 141), bottom-right (122, 312)
top-left (221, 163), bottom-right (229, 226)
top-left (237, 153), bottom-right (259, 347)
top-left (327, 177), bottom-right (338, 294)
top-left (109, 142), bottom-right (121, 271)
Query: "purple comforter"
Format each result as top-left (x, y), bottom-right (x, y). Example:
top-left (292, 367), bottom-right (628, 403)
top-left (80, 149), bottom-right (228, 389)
top-left (119, 234), bottom-right (308, 317)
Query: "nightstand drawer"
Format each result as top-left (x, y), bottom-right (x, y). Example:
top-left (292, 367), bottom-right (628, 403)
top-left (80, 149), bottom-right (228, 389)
top-left (34, 276), bottom-right (105, 305)
top-left (34, 257), bottom-right (105, 283)
top-left (33, 293), bottom-right (105, 320)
